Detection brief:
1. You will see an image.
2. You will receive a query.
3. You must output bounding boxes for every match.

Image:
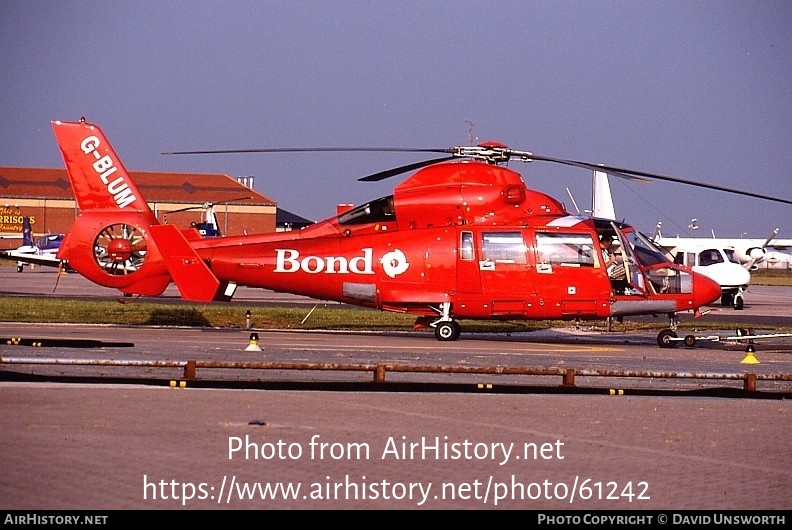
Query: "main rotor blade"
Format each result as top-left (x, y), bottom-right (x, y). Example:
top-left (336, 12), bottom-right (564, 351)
top-left (162, 147), bottom-right (452, 155)
top-left (358, 156), bottom-right (458, 182)
top-left (524, 154), bottom-right (651, 183)
top-left (526, 152), bottom-right (791, 205)
top-left (578, 161), bottom-right (792, 206)
top-left (162, 142), bottom-right (791, 206)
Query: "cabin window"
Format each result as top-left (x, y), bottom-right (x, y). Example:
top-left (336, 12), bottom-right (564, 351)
top-left (338, 196), bottom-right (395, 225)
top-left (460, 231), bottom-right (474, 260)
top-left (535, 232), bottom-right (596, 267)
top-left (481, 232), bottom-right (527, 264)
top-left (698, 249), bottom-right (724, 267)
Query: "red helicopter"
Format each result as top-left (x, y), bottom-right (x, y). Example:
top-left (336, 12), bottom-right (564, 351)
top-left (51, 118), bottom-right (788, 346)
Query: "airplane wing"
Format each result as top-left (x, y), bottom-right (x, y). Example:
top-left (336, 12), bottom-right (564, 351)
top-left (0, 249), bottom-right (71, 271)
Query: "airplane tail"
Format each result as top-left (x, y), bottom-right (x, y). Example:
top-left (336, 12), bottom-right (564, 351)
top-left (52, 118), bottom-right (227, 301)
top-left (21, 217), bottom-right (34, 247)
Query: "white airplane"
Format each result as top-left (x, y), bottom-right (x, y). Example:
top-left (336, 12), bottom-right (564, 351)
top-left (655, 238), bottom-right (751, 309)
top-left (652, 228), bottom-right (792, 271)
top-left (762, 249), bottom-right (792, 270)
top-left (591, 171), bottom-right (751, 310)
top-left (0, 217), bottom-right (66, 272)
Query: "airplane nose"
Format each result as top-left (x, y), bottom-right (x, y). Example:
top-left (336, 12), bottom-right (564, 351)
top-left (692, 272), bottom-right (722, 307)
top-left (736, 266), bottom-right (751, 286)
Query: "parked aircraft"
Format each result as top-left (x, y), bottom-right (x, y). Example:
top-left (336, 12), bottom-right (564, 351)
top-left (762, 249), bottom-right (792, 269)
top-left (163, 197), bottom-right (252, 238)
top-left (591, 172), bottom-right (751, 310)
top-left (0, 217), bottom-right (66, 272)
top-left (653, 228), bottom-right (791, 271)
top-left (658, 240), bottom-right (751, 309)
top-left (46, 118), bottom-right (792, 344)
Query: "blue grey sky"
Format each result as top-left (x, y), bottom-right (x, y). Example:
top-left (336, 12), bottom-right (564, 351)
top-left (2, 0), bottom-right (790, 238)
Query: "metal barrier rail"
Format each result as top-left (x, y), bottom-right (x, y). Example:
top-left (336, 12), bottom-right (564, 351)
top-left (3, 356), bottom-right (792, 392)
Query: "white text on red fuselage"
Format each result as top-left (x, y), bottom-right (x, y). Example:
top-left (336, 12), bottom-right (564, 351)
top-left (274, 248), bottom-right (375, 274)
top-left (80, 135), bottom-right (137, 208)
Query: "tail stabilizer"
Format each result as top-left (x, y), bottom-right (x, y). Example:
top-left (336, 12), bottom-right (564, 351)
top-left (148, 224), bottom-right (233, 302)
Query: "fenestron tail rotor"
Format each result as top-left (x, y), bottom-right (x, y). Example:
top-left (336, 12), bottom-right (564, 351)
top-left (93, 224), bottom-right (147, 275)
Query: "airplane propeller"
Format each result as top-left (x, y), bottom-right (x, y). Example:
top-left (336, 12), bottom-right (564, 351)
top-left (742, 227), bottom-right (781, 271)
top-left (163, 143), bottom-right (792, 206)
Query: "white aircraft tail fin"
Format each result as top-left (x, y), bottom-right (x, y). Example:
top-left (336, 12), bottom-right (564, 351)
top-left (591, 170), bottom-right (616, 220)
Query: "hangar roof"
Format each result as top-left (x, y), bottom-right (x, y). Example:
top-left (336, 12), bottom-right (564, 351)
top-left (0, 167), bottom-right (275, 206)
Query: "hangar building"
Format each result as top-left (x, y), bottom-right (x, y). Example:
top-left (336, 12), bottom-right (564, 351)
top-left (0, 167), bottom-right (312, 250)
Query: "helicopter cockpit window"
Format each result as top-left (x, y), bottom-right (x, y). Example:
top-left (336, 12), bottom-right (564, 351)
top-left (623, 230), bottom-right (670, 267)
top-left (338, 196), bottom-right (395, 225)
top-left (646, 267), bottom-right (693, 294)
top-left (481, 232), bottom-right (527, 264)
top-left (535, 232), bottom-right (596, 268)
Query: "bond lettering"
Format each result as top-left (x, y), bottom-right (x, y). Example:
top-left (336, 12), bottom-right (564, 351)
top-left (274, 248), bottom-right (376, 275)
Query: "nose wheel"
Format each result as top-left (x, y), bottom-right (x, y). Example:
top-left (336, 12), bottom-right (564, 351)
top-left (657, 328), bottom-right (678, 348)
top-left (734, 293), bottom-right (744, 310)
top-left (721, 291), bottom-right (745, 310)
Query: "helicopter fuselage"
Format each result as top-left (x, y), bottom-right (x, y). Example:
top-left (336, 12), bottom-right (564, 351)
top-left (51, 120), bottom-right (722, 341)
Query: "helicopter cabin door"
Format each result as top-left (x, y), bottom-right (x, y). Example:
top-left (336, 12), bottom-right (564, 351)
top-left (457, 229), bottom-right (536, 316)
top-left (532, 230), bottom-right (602, 317)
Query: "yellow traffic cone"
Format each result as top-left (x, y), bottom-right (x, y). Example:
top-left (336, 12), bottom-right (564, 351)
top-left (740, 343), bottom-right (759, 364)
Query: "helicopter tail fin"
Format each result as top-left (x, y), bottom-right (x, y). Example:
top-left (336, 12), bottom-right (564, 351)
top-left (51, 118), bottom-right (229, 301)
top-left (52, 118), bottom-right (159, 220)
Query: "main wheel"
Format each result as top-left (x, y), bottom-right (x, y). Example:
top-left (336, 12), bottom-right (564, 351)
top-left (434, 320), bottom-right (461, 341)
top-left (657, 329), bottom-right (678, 348)
top-left (721, 293), bottom-right (734, 306)
top-left (734, 295), bottom-right (744, 310)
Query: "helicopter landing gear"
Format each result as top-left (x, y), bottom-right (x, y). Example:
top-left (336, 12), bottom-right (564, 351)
top-left (434, 320), bottom-right (462, 341)
top-left (430, 302), bottom-right (461, 341)
top-left (657, 312), bottom-right (680, 348)
top-left (657, 329), bottom-right (678, 348)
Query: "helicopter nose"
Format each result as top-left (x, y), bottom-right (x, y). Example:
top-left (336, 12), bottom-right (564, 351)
top-left (692, 272), bottom-right (722, 307)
